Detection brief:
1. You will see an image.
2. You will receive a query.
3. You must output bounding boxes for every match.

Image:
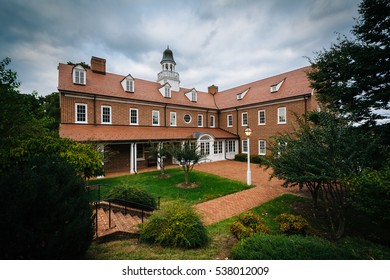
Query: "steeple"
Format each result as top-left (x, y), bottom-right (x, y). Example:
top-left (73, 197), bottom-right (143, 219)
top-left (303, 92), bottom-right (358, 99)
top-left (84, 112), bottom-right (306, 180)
top-left (157, 46), bottom-right (180, 91)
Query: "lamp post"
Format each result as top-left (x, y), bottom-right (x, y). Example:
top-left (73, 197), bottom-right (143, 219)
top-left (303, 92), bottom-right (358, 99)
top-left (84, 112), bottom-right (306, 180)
top-left (245, 127), bottom-right (252, 185)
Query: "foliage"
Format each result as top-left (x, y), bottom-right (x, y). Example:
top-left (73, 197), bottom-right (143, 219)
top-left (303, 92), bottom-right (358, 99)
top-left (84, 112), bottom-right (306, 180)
top-left (140, 202), bottom-right (209, 249)
top-left (104, 184), bottom-right (157, 209)
top-left (229, 211), bottom-right (270, 240)
top-left (231, 233), bottom-right (390, 260)
top-left (234, 153), bottom-right (264, 164)
top-left (274, 213), bottom-right (312, 236)
top-left (308, 0), bottom-right (390, 126)
top-left (168, 140), bottom-right (205, 185)
top-left (265, 112), bottom-right (381, 239)
top-left (350, 163), bottom-right (390, 221)
top-left (0, 155), bottom-right (93, 259)
top-left (147, 142), bottom-right (170, 175)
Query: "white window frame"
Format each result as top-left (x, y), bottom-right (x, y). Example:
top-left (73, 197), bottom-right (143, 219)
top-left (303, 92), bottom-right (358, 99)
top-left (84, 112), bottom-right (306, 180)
top-left (278, 107), bottom-right (287, 124)
top-left (242, 112), bottom-right (248, 126)
top-left (200, 142), bottom-right (210, 155)
top-left (258, 140), bottom-right (266, 155)
top-left (242, 139), bottom-right (248, 154)
top-left (197, 114), bottom-right (203, 127)
top-left (130, 108), bottom-right (139, 125)
top-left (101, 105), bottom-right (112, 124)
top-left (183, 114), bottom-right (192, 124)
top-left (73, 65), bottom-right (86, 85)
top-left (258, 110), bottom-right (266, 125)
top-left (227, 114), bottom-right (233, 127)
top-left (75, 103), bottom-right (87, 124)
top-left (210, 115), bottom-right (215, 128)
top-left (165, 85), bottom-right (171, 98)
top-left (214, 141), bottom-right (223, 154)
top-left (126, 78), bottom-right (134, 92)
top-left (227, 140), bottom-right (236, 153)
top-left (152, 110), bottom-right (160, 126)
top-left (170, 112), bottom-right (176, 126)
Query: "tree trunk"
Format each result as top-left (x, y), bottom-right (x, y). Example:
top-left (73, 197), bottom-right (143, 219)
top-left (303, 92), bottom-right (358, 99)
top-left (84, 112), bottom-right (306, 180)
top-left (184, 166), bottom-right (190, 185)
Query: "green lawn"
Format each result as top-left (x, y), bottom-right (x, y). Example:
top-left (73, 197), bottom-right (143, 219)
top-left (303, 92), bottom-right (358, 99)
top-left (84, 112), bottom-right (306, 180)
top-left (88, 168), bottom-right (251, 206)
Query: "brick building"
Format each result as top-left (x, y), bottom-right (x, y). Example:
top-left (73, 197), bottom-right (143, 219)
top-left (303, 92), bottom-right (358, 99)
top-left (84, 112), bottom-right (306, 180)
top-left (59, 47), bottom-right (317, 175)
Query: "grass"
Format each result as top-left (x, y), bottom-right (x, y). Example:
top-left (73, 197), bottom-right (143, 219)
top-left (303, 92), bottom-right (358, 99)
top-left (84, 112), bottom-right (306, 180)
top-left (87, 168), bottom-right (251, 206)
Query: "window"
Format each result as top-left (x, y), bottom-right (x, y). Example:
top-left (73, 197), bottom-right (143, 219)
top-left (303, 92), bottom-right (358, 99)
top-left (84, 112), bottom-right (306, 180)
top-left (152, 110), bottom-right (160, 126)
top-left (242, 112), bottom-right (248, 126)
top-left (198, 114), bottom-right (203, 127)
top-left (136, 144), bottom-right (144, 160)
top-left (130, 108), bottom-right (138, 125)
top-left (227, 114), bottom-right (233, 127)
top-left (242, 139), bottom-right (248, 153)
top-left (170, 112), bottom-right (176, 126)
top-left (227, 140), bottom-right (236, 153)
top-left (73, 65), bottom-right (86, 85)
top-left (75, 103), bottom-right (87, 123)
top-left (258, 140), bottom-right (266, 155)
top-left (165, 85), bottom-right (171, 98)
top-left (258, 110), bottom-right (266, 125)
top-left (278, 107), bottom-right (287, 124)
top-left (200, 142), bottom-right (210, 155)
top-left (183, 114), bottom-right (192, 124)
top-left (214, 141), bottom-right (223, 154)
top-left (101, 106), bottom-right (111, 124)
top-left (210, 115), bottom-right (215, 128)
top-left (126, 79), bottom-right (134, 92)
top-left (191, 90), bottom-right (197, 102)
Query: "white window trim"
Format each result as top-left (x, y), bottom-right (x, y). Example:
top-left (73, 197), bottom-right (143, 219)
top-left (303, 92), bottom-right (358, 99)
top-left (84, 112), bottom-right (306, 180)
top-left (242, 139), bottom-right (248, 154)
top-left (197, 114), bottom-right (203, 127)
top-left (165, 85), bottom-right (171, 98)
top-left (227, 114), bottom-right (233, 127)
top-left (210, 115), bottom-right (215, 128)
top-left (152, 110), bottom-right (160, 126)
top-left (130, 108), bottom-right (139, 125)
top-left (101, 105), bottom-right (112, 124)
top-left (126, 78), bottom-right (134, 92)
top-left (183, 114), bottom-right (192, 124)
top-left (75, 103), bottom-right (88, 124)
top-left (277, 107), bottom-right (287, 124)
top-left (73, 65), bottom-right (86, 85)
top-left (170, 112), bottom-right (177, 126)
top-left (241, 112), bottom-right (248, 126)
top-left (258, 140), bottom-right (266, 155)
top-left (258, 110), bottom-right (266, 125)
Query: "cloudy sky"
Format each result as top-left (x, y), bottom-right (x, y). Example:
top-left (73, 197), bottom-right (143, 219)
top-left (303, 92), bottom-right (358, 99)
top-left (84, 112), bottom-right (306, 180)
top-left (0, 0), bottom-right (361, 95)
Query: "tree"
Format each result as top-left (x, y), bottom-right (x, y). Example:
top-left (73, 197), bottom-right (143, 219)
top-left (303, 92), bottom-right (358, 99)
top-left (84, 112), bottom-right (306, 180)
top-left (308, 0), bottom-right (389, 126)
top-left (147, 142), bottom-right (170, 176)
top-left (168, 140), bottom-right (205, 186)
top-left (266, 112), bottom-right (380, 239)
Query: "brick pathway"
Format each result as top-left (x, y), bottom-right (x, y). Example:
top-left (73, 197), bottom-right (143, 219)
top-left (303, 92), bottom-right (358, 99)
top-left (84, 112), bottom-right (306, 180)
top-left (192, 161), bottom-right (307, 225)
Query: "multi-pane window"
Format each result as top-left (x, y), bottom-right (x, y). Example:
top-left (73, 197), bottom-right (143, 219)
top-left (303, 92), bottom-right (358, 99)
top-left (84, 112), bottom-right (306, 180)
top-left (242, 112), bottom-right (248, 126)
top-left (210, 115), bottom-right (215, 128)
top-left (227, 140), bottom-right (236, 153)
top-left (73, 66), bottom-right (86, 85)
top-left (75, 103), bottom-right (87, 123)
top-left (214, 141), bottom-right (223, 154)
top-left (165, 85), bottom-right (171, 98)
top-left (200, 142), bottom-right (210, 155)
top-left (101, 106), bottom-right (111, 124)
top-left (197, 114), bottom-right (203, 127)
top-left (258, 140), bottom-right (266, 155)
top-left (126, 79), bottom-right (134, 92)
top-left (278, 107), bottom-right (287, 124)
top-left (152, 110), bottom-right (160, 126)
top-left (130, 108), bottom-right (138, 125)
top-left (258, 110), bottom-right (266, 125)
top-left (242, 139), bottom-right (248, 153)
top-left (184, 114), bottom-right (191, 123)
top-left (170, 112), bottom-right (176, 126)
top-left (227, 114), bottom-right (233, 127)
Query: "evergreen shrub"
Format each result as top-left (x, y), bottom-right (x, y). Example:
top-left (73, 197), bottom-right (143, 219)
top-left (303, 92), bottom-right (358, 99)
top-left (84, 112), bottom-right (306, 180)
top-left (230, 211), bottom-right (270, 240)
top-left (105, 185), bottom-right (156, 209)
top-left (274, 213), bottom-right (312, 236)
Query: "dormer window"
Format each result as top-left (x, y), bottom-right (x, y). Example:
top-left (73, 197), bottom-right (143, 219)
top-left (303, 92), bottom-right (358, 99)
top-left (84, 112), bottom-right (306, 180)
top-left (270, 79), bottom-right (285, 93)
top-left (165, 85), bottom-right (171, 98)
top-left (158, 83), bottom-right (172, 98)
top-left (73, 65), bottom-right (86, 85)
top-left (236, 88), bottom-right (249, 100)
top-left (121, 75), bottom-right (135, 92)
top-left (185, 88), bottom-right (197, 102)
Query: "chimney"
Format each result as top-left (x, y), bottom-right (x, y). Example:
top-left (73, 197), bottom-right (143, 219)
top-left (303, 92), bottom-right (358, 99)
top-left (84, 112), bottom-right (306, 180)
top-left (208, 85), bottom-right (218, 95)
top-left (91, 56), bottom-right (106, 74)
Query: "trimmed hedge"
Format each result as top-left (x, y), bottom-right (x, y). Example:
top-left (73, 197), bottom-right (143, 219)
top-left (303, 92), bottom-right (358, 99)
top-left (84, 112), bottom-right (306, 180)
top-left (140, 202), bottom-right (209, 249)
top-left (105, 185), bottom-right (156, 209)
top-left (234, 154), bottom-right (265, 164)
top-left (274, 213), bottom-right (312, 236)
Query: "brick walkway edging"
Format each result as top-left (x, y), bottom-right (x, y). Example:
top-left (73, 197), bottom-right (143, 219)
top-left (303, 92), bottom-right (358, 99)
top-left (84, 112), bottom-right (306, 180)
top-left (192, 161), bottom-right (306, 225)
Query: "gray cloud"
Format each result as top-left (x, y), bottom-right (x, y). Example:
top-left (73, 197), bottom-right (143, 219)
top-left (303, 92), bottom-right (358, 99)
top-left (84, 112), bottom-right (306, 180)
top-left (0, 0), bottom-right (361, 95)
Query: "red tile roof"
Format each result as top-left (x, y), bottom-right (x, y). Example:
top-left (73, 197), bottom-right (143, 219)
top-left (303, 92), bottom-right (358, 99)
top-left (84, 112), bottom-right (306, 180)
top-left (59, 124), bottom-right (238, 142)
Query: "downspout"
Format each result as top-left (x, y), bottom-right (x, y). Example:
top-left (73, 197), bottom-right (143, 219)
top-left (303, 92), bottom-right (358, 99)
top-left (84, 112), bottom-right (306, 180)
top-left (164, 103), bottom-right (167, 127)
top-left (206, 109), bottom-right (209, 128)
top-left (235, 107), bottom-right (240, 153)
top-left (304, 95), bottom-right (308, 124)
top-left (94, 94), bottom-right (97, 125)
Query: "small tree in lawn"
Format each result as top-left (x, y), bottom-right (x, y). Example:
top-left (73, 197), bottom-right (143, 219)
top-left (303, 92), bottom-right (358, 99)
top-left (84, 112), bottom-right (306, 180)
top-left (169, 140), bottom-right (205, 186)
top-left (148, 142), bottom-right (169, 176)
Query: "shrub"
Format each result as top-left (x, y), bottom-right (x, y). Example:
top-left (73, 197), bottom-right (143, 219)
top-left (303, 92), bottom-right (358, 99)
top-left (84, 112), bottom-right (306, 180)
top-left (105, 184), bottom-right (156, 209)
top-left (231, 234), bottom-right (345, 260)
top-left (230, 211), bottom-right (270, 240)
top-left (234, 154), bottom-right (266, 164)
top-left (274, 213), bottom-right (312, 236)
top-left (140, 202), bottom-right (208, 248)
top-left (0, 155), bottom-right (93, 259)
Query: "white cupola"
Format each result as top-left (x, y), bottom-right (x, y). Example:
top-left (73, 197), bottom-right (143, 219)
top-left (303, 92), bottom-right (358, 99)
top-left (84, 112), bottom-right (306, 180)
top-left (157, 46), bottom-right (180, 91)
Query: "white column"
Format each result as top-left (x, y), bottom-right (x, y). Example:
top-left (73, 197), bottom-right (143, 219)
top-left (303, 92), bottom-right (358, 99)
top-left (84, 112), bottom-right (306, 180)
top-left (157, 142), bottom-right (162, 170)
top-left (134, 143), bottom-right (138, 173)
top-left (130, 143), bottom-right (135, 174)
